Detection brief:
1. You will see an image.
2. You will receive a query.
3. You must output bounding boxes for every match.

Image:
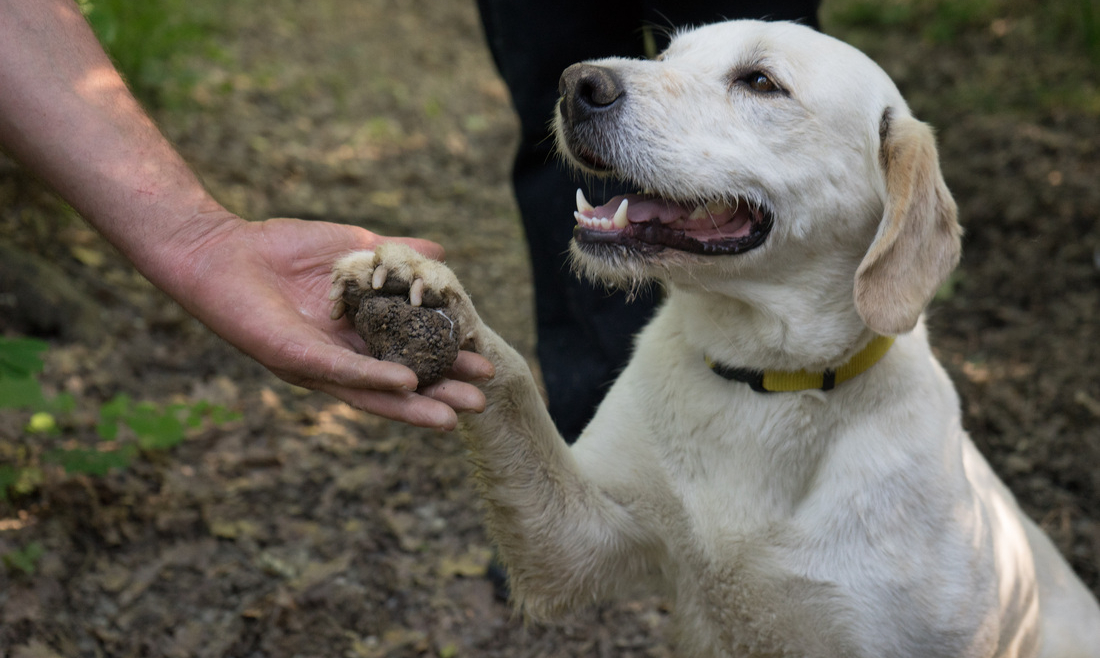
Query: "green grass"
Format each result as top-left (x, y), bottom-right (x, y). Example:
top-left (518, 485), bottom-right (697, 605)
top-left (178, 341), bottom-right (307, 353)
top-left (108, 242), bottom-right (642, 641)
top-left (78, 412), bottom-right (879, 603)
top-left (823, 0), bottom-right (1100, 117)
top-left (825, 0), bottom-right (996, 41)
top-left (825, 0), bottom-right (1100, 55)
top-left (77, 0), bottom-right (223, 107)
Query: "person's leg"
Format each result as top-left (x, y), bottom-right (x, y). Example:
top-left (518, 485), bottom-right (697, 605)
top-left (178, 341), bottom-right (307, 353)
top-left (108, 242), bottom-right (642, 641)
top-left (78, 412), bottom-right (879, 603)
top-left (477, 0), bottom-right (657, 442)
top-left (643, 0), bottom-right (820, 41)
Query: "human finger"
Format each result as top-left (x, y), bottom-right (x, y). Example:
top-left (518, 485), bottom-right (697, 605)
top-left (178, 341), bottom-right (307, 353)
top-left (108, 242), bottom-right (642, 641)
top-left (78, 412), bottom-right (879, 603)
top-left (289, 341), bottom-right (419, 392)
top-left (417, 378), bottom-right (487, 415)
top-left (448, 350), bottom-right (495, 382)
top-left (318, 383), bottom-right (460, 431)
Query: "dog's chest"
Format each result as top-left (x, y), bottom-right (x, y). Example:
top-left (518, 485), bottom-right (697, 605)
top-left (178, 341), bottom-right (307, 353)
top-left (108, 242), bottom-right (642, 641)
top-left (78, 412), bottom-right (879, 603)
top-left (652, 380), bottom-right (832, 532)
top-left (632, 361), bottom-right (866, 654)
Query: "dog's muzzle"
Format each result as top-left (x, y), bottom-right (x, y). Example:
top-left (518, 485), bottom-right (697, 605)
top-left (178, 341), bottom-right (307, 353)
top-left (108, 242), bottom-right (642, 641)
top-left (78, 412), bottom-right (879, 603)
top-left (558, 63), bottom-right (774, 257)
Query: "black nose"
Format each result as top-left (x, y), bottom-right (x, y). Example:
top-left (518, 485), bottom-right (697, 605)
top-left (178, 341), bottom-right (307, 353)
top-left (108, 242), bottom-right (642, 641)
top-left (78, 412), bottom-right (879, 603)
top-left (558, 63), bottom-right (624, 125)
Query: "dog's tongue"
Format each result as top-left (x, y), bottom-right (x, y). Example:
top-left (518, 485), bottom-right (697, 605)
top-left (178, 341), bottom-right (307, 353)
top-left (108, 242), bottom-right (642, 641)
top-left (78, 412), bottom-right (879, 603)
top-left (586, 193), bottom-right (753, 241)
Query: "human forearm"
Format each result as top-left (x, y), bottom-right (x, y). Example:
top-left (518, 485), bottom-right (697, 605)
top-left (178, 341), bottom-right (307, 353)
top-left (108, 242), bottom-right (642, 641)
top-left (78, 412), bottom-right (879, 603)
top-left (0, 0), bottom-right (493, 428)
top-left (0, 0), bottom-right (238, 298)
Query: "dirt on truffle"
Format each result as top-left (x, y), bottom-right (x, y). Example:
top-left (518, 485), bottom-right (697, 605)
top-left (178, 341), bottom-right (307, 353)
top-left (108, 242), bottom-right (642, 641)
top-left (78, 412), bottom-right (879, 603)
top-left (0, 0), bottom-right (1098, 657)
top-left (350, 292), bottom-right (460, 386)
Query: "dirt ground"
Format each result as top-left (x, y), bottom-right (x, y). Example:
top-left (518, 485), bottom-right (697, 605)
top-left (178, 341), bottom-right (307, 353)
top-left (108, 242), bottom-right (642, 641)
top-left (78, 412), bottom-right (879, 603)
top-left (1, 0), bottom-right (1098, 656)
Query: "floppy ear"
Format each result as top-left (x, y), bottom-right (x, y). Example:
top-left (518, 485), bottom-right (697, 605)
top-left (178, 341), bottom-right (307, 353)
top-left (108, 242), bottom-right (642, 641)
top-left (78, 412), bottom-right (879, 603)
top-left (854, 110), bottom-right (962, 335)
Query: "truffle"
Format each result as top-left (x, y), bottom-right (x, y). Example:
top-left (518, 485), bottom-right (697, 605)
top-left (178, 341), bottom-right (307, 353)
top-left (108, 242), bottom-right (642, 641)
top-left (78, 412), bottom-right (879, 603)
top-left (343, 284), bottom-right (460, 386)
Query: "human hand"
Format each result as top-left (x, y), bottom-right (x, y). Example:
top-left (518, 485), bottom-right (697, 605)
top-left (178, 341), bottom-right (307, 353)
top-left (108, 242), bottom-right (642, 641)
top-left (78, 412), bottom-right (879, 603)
top-left (0, 0), bottom-right (494, 429)
top-left (169, 215), bottom-right (494, 430)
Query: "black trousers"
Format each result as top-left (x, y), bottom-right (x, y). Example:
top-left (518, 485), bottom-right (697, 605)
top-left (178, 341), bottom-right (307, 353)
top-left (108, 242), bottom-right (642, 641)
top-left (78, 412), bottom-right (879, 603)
top-left (476, 1), bottom-right (820, 440)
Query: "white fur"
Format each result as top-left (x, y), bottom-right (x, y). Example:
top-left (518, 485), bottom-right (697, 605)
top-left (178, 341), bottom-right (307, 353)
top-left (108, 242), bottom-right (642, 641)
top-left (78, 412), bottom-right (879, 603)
top-left (333, 20), bottom-right (1100, 658)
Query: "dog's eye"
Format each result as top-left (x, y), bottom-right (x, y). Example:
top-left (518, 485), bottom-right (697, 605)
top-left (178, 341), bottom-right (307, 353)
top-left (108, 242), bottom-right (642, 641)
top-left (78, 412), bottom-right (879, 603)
top-left (744, 72), bottom-right (780, 93)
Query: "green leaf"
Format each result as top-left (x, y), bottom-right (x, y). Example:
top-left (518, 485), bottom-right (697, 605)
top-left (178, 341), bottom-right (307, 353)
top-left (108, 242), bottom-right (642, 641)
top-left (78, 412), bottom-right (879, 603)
top-left (126, 403), bottom-right (184, 449)
top-left (0, 376), bottom-right (46, 410)
top-left (0, 465), bottom-right (45, 500)
top-left (185, 400), bottom-right (210, 428)
top-left (210, 405), bottom-right (241, 424)
top-left (44, 392), bottom-right (78, 415)
top-left (2, 541), bottom-right (44, 575)
top-left (96, 394), bottom-right (132, 439)
top-left (45, 446), bottom-right (134, 476)
top-left (99, 393), bottom-right (132, 420)
top-left (0, 465), bottom-right (17, 500)
top-left (95, 419), bottom-right (120, 441)
top-left (0, 337), bottom-right (48, 378)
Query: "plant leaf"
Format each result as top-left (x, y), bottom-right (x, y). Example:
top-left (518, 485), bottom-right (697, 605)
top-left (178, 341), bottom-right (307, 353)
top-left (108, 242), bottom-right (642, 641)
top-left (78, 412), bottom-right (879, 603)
top-left (45, 446), bottom-right (134, 476)
top-left (2, 541), bottom-right (44, 575)
top-left (0, 376), bottom-right (46, 410)
top-left (0, 337), bottom-right (48, 378)
top-left (126, 403), bottom-right (185, 449)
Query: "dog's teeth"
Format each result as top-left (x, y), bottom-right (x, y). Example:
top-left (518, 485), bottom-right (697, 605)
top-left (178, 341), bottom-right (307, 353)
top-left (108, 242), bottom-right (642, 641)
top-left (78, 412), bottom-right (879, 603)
top-left (689, 204), bottom-right (708, 221)
top-left (576, 188), bottom-right (594, 213)
top-left (600, 218), bottom-right (612, 230)
top-left (575, 211), bottom-right (600, 229)
top-left (612, 198), bottom-right (629, 228)
top-left (707, 200), bottom-right (726, 213)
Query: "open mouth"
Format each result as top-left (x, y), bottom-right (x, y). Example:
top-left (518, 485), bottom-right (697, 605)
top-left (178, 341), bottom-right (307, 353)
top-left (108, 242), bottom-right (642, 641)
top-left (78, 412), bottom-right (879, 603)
top-left (572, 189), bottom-right (773, 255)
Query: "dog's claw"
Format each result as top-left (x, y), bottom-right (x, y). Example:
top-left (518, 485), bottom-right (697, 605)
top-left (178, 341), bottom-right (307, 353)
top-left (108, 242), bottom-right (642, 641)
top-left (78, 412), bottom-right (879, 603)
top-left (372, 265), bottom-right (389, 290)
top-left (331, 241), bottom-right (473, 329)
top-left (330, 299), bottom-right (347, 320)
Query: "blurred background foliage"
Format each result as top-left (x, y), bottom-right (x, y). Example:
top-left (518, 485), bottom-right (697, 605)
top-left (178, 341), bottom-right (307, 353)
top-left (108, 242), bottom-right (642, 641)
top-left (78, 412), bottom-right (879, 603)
top-left (828, 0), bottom-right (1098, 53)
top-left (76, 0), bottom-right (225, 108)
top-left (823, 0), bottom-right (1100, 116)
top-left (68, 0), bottom-right (1100, 114)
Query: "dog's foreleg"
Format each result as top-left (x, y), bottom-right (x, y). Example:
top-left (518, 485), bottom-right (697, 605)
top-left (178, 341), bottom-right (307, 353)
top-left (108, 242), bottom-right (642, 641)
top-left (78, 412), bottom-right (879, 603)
top-left (460, 326), bottom-right (659, 619)
top-left (331, 244), bottom-right (656, 618)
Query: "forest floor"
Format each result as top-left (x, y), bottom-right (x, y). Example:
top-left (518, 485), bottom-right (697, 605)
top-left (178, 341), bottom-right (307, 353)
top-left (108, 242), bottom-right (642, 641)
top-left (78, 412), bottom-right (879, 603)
top-left (1, 0), bottom-right (1098, 656)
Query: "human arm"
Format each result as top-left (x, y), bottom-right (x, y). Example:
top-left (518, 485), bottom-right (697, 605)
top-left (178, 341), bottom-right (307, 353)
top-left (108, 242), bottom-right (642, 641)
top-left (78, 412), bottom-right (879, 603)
top-left (0, 0), bottom-right (491, 430)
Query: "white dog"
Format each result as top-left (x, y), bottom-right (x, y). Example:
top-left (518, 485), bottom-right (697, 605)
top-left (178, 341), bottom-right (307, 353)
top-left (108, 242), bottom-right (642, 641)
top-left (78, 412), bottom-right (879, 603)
top-left (333, 20), bottom-right (1100, 657)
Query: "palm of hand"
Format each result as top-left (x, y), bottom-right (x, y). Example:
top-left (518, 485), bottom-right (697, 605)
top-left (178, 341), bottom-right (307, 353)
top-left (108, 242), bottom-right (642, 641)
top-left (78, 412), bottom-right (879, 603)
top-left (179, 217), bottom-right (486, 429)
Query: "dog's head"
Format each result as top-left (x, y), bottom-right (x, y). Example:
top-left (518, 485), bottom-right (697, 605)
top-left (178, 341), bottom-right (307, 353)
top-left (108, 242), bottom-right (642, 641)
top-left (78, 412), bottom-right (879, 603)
top-left (556, 20), bottom-right (960, 337)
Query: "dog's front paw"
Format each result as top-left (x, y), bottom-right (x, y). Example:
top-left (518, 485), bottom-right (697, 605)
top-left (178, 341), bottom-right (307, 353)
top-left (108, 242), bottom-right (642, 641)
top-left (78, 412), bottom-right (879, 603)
top-left (329, 244), bottom-right (453, 318)
top-left (330, 243), bottom-right (474, 384)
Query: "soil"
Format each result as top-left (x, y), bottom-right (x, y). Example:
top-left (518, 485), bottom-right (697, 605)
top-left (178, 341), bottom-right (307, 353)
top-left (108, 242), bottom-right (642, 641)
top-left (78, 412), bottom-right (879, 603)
top-left (1, 0), bottom-right (1097, 656)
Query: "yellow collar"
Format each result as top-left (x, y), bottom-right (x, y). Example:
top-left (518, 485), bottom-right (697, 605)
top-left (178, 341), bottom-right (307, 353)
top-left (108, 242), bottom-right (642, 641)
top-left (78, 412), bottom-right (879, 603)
top-left (706, 335), bottom-right (895, 393)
